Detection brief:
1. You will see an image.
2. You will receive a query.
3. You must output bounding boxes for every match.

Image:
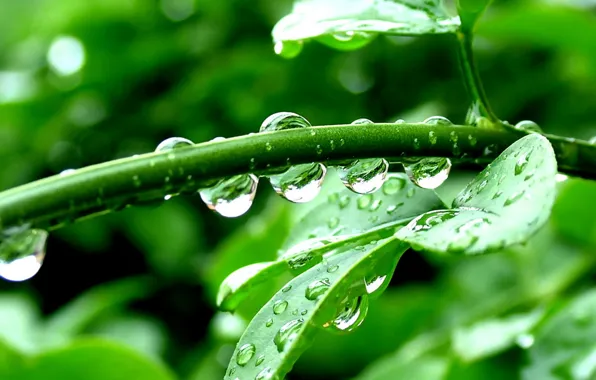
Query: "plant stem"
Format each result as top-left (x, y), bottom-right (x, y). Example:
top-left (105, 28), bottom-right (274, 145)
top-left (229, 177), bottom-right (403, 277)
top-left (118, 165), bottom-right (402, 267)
top-left (456, 30), bottom-right (499, 123)
top-left (0, 123), bottom-right (594, 232)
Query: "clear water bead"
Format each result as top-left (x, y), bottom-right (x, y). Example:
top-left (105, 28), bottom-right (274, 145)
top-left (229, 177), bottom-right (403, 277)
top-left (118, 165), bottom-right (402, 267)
top-left (155, 137), bottom-right (194, 152)
top-left (273, 40), bottom-right (303, 59)
top-left (328, 295), bottom-right (369, 333)
top-left (0, 229), bottom-right (48, 282)
top-left (424, 116), bottom-right (452, 126)
top-left (199, 174), bottom-right (258, 218)
top-left (403, 157), bottom-right (452, 189)
top-left (260, 112), bottom-right (327, 203)
top-left (514, 120), bottom-right (542, 133)
top-left (337, 118), bottom-right (388, 194)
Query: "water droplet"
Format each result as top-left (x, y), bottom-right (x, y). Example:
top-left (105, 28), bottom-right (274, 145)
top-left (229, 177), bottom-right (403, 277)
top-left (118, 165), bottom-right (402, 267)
top-left (515, 152), bottom-right (530, 175)
top-left (329, 295), bottom-right (369, 332)
top-left (514, 120), bottom-right (542, 133)
top-left (352, 118), bottom-right (373, 125)
top-left (333, 30), bottom-right (356, 41)
top-left (468, 134), bottom-right (477, 146)
top-left (255, 366), bottom-right (274, 380)
top-left (338, 195), bottom-right (350, 209)
top-left (357, 194), bottom-right (373, 209)
top-left (327, 264), bottom-right (339, 273)
top-left (273, 300), bottom-right (288, 315)
top-left (403, 157), bottom-right (452, 189)
top-left (406, 188), bottom-right (415, 198)
top-left (423, 116), bottom-right (452, 126)
top-left (300, 309), bottom-right (308, 315)
top-left (273, 318), bottom-right (304, 352)
top-left (337, 158), bottom-right (389, 194)
top-left (59, 168), bottom-right (76, 176)
top-left (327, 217), bottom-right (340, 229)
top-left (492, 190), bottom-right (503, 199)
top-left (428, 131), bottom-right (437, 145)
top-left (394, 119), bottom-right (405, 124)
top-left (413, 138), bottom-right (420, 150)
top-left (265, 318), bottom-right (273, 327)
top-left (199, 174), bottom-right (259, 217)
top-left (255, 354), bottom-right (265, 367)
top-left (405, 210), bottom-right (459, 232)
top-left (273, 40), bottom-right (303, 59)
top-left (369, 199), bottom-right (382, 211)
top-left (516, 333), bottom-right (535, 349)
top-left (155, 137), bottom-right (194, 152)
top-left (260, 112), bottom-right (310, 132)
top-left (236, 343), bottom-right (256, 366)
top-left (382, 176), bottom-right (406, 195)
top-left (305, 278), bottom-right (331, 300)
top-left (0, 229), bottom-right (48, 282)
top-left (504, 190), bottom-right (525, 206)
top-left (365, 275), bottom-right (387, 294)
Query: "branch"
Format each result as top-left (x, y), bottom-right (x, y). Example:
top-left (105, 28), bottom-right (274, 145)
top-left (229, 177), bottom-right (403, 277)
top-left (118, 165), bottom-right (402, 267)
top-left (0, 123), bottom-right (594, 232)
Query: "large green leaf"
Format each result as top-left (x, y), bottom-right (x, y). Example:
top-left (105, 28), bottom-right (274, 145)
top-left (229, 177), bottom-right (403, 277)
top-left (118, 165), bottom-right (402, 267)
top-left (17, 339), bottom-right (175, 380)
top-left (523, 289), bottom-right (596, 380)
top-left (396, 134), bottom-right (558, 254)
top-left (272, 0), bottom-right (461, 53)
top-left (224, 237), bottom-right (408, 380)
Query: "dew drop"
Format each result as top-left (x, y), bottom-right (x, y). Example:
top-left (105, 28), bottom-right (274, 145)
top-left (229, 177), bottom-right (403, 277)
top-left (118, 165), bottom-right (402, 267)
top-left (504, 190), bottom-right (525, 206)
top-left (327, 217), bottom-right (340, 229)
top-left (273, 40), bottom-right (303, 59)
top-left (515, 152), bottom-right (530, 175)
top-left (492, 190), bottom-right (503, 200)
top-left (236, 343), bottom-right (256, 366)
top-left (337, 158), bottom-right (389, 194)
top-left (406, 187), bottom-right (415, 198)
top-left (382, 175), bottom-right (406, 195)
top-left (255, 354), bottom-right (265, 367)
top-left (516, 333), bottom-right (535, 349)
top-left (273, 300), bottom-right (288, 315)
top-left (357, 194), bottom-right (373, 209)
top-left (260, 112), bottom-right (326, 203)
top-left (338, 195), bottom-right (350, 209)
top-left (403, 157), bottom-right (452, 189)
top-left (265, 318), bottom-right (273, 327)
top-left (273, 318), bottom-right (304, 352)
top-left (281, 285), bottom-right (292, 293)
top-left (327, 264), bottom-right (339, 273)
top-left (305, 278), bottom-right (331, 300)
top-left (328, 295), bottom-right (369, 332)
top-left (405, 210), bottom-right (459, 232)
top-left (468, 134), bottom-right (477, 146)
top-left (428, 131), bottom-right (437, 145)
top-left (364, 275), bottom-right (387, 294)
top-left (369, 199), bottom-right (382, 211)
top-left (424, 116), bottom-right (452, 126)
top-left (0, 229), bottom-right (48, 282)
top-left (155, 137), bottom-right (194, 152)
top-left (199, 174), bottom-right (259, 217)
top-left (255, 366), bottom-right (274, 380)
top-left (514, 120), bottom-right (542, 133)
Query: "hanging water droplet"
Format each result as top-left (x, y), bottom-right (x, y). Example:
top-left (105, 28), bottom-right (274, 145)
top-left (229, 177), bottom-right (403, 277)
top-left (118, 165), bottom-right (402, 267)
top-left (260, 112), bottom-right (327, 203)
top-left (382, 175), bottom-right (406, 195)
top-left (0, 229), bottom-right (48, 282)
top-left (273, 300), bottom-right (288, 315)
top-left (403, 157), bottom-right (452, 189)
top-left (516, 333), bottom-right (535, 349)
top-left (305, 278), bottom-right (331, 300)
top-left (199, 174), bottom-right (258, 217)
top-left (364, 275), bottom-right (387, 294)
top-left (255, 366), bottom-right (274, 380)
top-left (423, 116), bottom-right (452, 126)
top-left (333, 30), bottom-right (356, 41)
top-left (255, 354), bottom-right (265, 367)
top-left (337, 158), bottom-right (389, 194)
top-left (155, 137), bottom-right (194, 152)
top-left (236, 343), bottom-right (256, 366)
top-left (329, 295), bottom-right (369, 333)
top-left (357, 194), bottom-right (373, 209)
top-left (273, 40), bottom-right (303, 59)
top-left (514, 120), bottom-right (542, 133)
top-left (273, 318), bottom-right (304, 352)
top-left (515, 152), bottom-right (530, 175)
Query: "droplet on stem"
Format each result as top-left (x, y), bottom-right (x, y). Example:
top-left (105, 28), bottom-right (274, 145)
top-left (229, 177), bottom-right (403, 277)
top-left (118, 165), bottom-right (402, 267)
top-left (0, 229), bottom-right (48, 282)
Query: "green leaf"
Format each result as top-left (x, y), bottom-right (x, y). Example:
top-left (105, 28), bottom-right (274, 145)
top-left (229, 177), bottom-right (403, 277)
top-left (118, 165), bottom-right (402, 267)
top-left (0, 294), bottom-right (40, 353)
top-left (523, 289), bottom-right (596, 380)
top-left (0, 338), bottom-right (25, 378)
top-left (272, 0), bottom-right (461, 52)
top-left (224, 237), bottom-right (408, 380)
top-left (283, 173), bottom-right (446, 251)
top-left (396, 134), bottom-right (558, 255)
top-left (18, 338), bottom-right (175, 380)
top-left (451, 308), bottom-right (544, 362)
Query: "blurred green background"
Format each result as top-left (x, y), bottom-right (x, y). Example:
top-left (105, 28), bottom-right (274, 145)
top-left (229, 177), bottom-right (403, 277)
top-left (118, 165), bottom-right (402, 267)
top-left (1, 0), bottom-right (596, 379)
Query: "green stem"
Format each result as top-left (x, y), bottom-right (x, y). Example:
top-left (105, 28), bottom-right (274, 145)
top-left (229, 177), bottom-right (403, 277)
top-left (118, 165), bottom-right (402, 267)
top-left (456, 30), bottom-right (499, 123)
top-left (0, 123), bottom-right (594, 232)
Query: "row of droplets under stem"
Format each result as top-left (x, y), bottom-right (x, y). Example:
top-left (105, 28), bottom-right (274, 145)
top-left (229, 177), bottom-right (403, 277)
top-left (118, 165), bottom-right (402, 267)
top-left (0, 111), bottom-right (460, 283)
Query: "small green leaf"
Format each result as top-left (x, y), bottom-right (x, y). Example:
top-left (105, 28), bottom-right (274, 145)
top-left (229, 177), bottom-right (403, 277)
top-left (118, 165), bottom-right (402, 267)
top-left (523, 289), bottom-right (596, 380)
top-left (451, 308), bottom-right (544, 362)
top-left (283, 173), bottom-right (445, 252)
top-left (224, 237), bottom-right (407, 380)
top-left (19, 338), bottom-right (175, 380)
top-left (217, 261), bottom-right (288, 312)
top-left (397, 134), bottom-right (557, 254)
top-left (273, 0), bottom-right (461, 53)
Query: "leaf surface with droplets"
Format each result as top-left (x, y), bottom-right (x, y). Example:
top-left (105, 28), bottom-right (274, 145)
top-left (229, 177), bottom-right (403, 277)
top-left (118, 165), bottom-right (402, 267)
top-left (396, 134), bottom-right (557, 254)
top-left (223, 237), bottom-right (408, 380)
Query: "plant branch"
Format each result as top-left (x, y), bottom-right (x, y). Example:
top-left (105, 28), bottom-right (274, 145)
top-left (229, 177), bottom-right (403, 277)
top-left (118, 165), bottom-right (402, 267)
top-left (456, 30), bottom-right (499, 123)
top-left (0, 123), bottom-right (594, 232)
